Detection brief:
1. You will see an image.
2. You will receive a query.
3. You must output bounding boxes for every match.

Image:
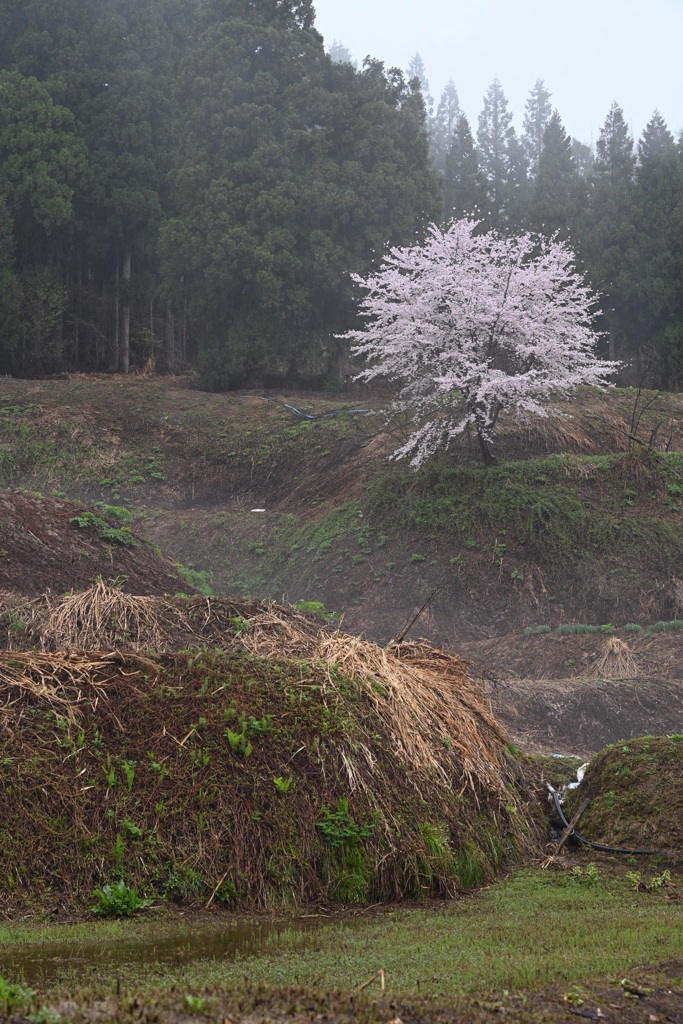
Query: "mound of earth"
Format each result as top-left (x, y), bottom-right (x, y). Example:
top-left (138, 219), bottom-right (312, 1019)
top-left (0, 490), bottom-right (191, 596)
top-left (0, 588), bottom-right (539, 916)
top-left (565, 735), bottom-right (683, 860)
top-left (488, 677), bottom-right (683, 757)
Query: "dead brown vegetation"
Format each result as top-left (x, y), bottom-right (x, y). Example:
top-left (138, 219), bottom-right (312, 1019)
top-left (0, 584), bottom-right (508, 793)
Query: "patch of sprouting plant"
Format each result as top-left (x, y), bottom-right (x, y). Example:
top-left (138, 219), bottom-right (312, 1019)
top-left (174, 562), bottom-right (213, 596)
top-left (317, 798), bottom-right (375, 848)
top-left (103, 753), bottom-right (116, 787)
top-left (223, 709), bottom-right (273, 756)
top-left (569, 864), bottom-right (600, 886)
top-left (228, 616), bottom-right (250, 635)
top-left (0, 975), bottom-right (36, 1011)
top-left (91, 879), bottom-right (153, 917)
top-left (183, 995), bottom-right (208, 1013)
top-left (94, 503), bottom-right (133, 524)
top-left (293, 600), bottom-right (339, 622)
top-left (71, 511), bottom-right (138, 546)
top-left (625, 869), bottom-right (671, 892)
top-left (273, 775), bottom-right (294, 793)
top-left (121, 759), bottom-right (136, 790)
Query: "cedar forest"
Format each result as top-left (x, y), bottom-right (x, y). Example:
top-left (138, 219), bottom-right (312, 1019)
top-left (1, 0), bottom-right (682, 390)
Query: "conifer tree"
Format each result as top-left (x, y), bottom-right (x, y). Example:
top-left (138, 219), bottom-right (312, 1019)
top-left (406, 52), bottom-right (434, 117)
top-left (476, 78), bottom-right (522, 229)
top-left (632, 112), bottom-right (683, 381)
top-left (328, 39), bottom-right (354, 64)
top-left (532, 111), bottom-right (585, 239)
top-left (164, 2), bottom-right (439, 388)
top-left (582, 103), bottom-right (638, 360)
top-left (443, 113), bottom-right (485, 220)
top-left (431, 80), bottom-right (460, 174)
top-left (522, 79), bottom-right (552, 178)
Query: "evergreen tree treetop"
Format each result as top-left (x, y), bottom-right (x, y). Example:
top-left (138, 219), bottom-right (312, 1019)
top-left (522, 78), bottom-right (552, 178)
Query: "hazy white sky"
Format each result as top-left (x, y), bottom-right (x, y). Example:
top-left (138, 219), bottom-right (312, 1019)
top-left (312, 0), bottom-right (683, 145)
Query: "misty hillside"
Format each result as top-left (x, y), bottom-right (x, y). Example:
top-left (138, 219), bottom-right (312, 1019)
top-left (2, 376), bottom-right (683, 645)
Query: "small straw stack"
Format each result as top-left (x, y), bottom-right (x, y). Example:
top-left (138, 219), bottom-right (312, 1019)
top-left (42, 578), bottom-right (164, 651)
top-left (587, 636), bottom-right (640, 680)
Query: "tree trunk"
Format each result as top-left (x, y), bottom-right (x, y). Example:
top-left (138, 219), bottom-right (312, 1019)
top-left (120, 247), bottom-right (131, 373)
top-left (475, 425), bottom-right (496, 465)
top-left (112, 256), bottom-right (120, 372)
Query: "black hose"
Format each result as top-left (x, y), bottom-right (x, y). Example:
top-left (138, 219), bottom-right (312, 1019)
top-left (550, 787), bottom-right (655, 856)
top-left (241, 396), bottom-right (370, 420)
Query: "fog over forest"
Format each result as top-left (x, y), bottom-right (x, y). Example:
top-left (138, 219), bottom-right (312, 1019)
top-left (314, 0), bottom-right (683, 143)
top-left (0, 0), bottom-right (682, 391)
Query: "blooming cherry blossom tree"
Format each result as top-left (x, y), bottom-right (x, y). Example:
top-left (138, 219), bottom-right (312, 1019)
top-left (344, 218), bottom-right (617, 465)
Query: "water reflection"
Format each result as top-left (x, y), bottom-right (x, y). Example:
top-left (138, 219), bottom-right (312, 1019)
top-left (0, 916), bottom-right (339, 985)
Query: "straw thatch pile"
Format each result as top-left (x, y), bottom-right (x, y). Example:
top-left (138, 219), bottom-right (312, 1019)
top-left (0, 584), bottom-right (540, 913)
top-left (0, 584), bottom-right (508, 796)
top-left (587, 636), bottom-right (641, 680)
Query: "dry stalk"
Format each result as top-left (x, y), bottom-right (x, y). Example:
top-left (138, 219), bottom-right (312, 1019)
top-left (42, 579), bottom-right (166, 651)
top-left (588, 637), bottom-right (640, 680)
top-left (0, 650), bottom-right (156, 724)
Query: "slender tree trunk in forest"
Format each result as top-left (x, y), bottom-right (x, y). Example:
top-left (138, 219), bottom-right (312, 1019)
top-left (164, 301), bottom-right (176, 371)
top-left (608, 312), bottom-right (617, 362)
top-left (120, 247), bottom-right (131, 373)
top-left (112, 256), bottom-right (120, 371)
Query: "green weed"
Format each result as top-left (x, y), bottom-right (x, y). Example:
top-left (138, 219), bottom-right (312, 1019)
top-left (569, 864), bottom-right (600, 886)
top-left (293, 600), bottom-right (339, 622)
top-left (0, 976), bottom-right (35, 1011)
top-left (122, 759), bottom-right (136, 791)
top-left (317, 799), bottom-right (375, 848)
top-left (71, 511), bottom-right (137, 547)
top-left (273, 775), bottom-right (294, 793)
top-left (91, 880), bottom-right (153, 918)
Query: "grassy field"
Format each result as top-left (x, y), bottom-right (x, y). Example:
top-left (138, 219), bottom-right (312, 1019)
top-left (1, 868), bottom-right (681, 998)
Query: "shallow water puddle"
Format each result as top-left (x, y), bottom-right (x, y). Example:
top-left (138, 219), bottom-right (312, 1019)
top-left (0, 916), bottom-right (339, 985)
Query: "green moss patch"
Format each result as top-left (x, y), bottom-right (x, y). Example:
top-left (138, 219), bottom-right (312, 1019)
top-left (565, 735), bottom-right (683, 861)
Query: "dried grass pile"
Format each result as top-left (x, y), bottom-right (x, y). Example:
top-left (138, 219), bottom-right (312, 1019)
top-left (0, 587), bottom-right (540, 915)
top-left (588, 636), bottom-right (640, 680)
top-left (1, 587), bottom-right (511, 797)
top-left (42, 578), bottom-right (168, 651)
top-left (0, 650), bottom-right (155, 726)
top-left (240, 606), bottom-right (507, 795)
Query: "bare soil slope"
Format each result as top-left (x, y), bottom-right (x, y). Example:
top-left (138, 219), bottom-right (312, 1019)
top-left (0, 491), bottom-right (190, 596)
top-left (460, 629), bottom-right (683, 755)
top-left (3, 376), bottom-right (683, 639)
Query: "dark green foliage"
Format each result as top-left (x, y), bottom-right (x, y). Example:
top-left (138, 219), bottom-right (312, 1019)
top-left (0, 0), bottom-right (438, 381)
top-left (443, 114), bottom-right (486, 221)
top-left (476, 78), bottom-right (526, 230)
top-left (91, 879), bottom-right (153, 917)
top-left (71, 511), bottom-right (138, 546)
top-left (317, 798), bottom-right (375, 848)
top-left (522, 79), bottom-right (553, 179)
top-left (166, 3), bottom-right (439, 387)
top-left (532, 111), bottom-right (586, 239)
